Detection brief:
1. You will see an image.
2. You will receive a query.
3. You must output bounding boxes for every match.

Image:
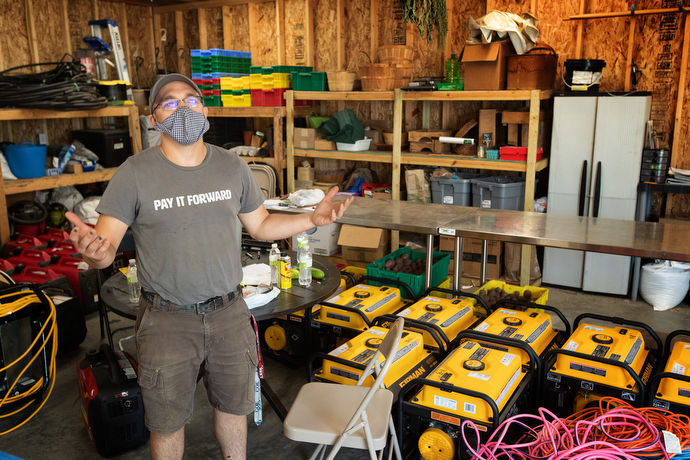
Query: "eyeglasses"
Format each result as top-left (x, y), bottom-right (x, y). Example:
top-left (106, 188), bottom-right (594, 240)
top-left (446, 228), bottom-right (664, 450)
top-left (154, 96), bottom-right (202, 112)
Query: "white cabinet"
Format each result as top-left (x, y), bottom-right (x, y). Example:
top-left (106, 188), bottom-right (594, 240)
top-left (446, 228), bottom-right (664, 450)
top-left (543, 93), bottom-right (651, 295)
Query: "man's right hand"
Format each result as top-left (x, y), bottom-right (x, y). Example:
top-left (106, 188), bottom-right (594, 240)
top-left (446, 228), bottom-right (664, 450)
top-left (66, 211), bottom-right (111, 265)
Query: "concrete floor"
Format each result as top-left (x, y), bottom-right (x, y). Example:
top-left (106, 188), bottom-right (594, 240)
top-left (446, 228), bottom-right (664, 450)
top-left (0, 285), bottom-right (688, 460)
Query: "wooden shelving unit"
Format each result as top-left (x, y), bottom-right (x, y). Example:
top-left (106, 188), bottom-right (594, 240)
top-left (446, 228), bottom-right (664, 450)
top-left (286, 89), bottom-right (552, 208)
top-left (0, 106), bottom-right (141, 245)
top-left (285, 88), bottom-right (553, 284)
top-left (207, 105), bottom-right (312, 194)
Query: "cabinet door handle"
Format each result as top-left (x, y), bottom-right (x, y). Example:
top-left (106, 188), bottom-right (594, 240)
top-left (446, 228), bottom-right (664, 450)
top-left (593, 161), bottom-right (602, 218)
top-left (578, 160), bottom-right (587, 217)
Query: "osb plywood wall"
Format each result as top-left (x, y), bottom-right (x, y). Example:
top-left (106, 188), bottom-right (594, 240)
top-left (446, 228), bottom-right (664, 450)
top-left (2, 0), bottom-right (688, 216)
top-left (487, 0), bottom-right (690, 217)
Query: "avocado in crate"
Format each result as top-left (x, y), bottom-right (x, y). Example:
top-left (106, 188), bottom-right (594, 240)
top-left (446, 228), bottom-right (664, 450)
top-left (367, 248), bottom-right (451, 299)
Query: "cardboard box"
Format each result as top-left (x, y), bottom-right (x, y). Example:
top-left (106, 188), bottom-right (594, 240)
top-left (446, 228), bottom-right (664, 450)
top-left (314, 139), bottom-right (336, 150)
top-left (294, 128), bottom-right (316, 149)
top-left (64, 163), bottom-right (83, 174)
top-left (338, 224), bottom-right (390, 263)
top-left (297, 166), bottom-right (315, 181)
top-left (462, 42), bottom-right (513, 91)
top-left (292, 222), bottom-right (341, 256)
top-left (439, 236), bottom-right (503, 280)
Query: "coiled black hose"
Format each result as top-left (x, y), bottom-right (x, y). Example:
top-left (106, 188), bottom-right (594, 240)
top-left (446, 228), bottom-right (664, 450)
top-left (0, 56), bottom-right (108, 111)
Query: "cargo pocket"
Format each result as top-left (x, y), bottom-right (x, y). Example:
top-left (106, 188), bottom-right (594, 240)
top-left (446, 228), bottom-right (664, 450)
top-left (137, 365), bottom-right (170, 429)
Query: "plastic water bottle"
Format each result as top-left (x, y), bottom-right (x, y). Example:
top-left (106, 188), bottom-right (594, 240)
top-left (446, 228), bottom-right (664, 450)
top-left (296, 232), bottom-right (312, 286)
top-left (126, 259), bottom-right (140, 303)
top-left (445, 54), bottom-right (460, 84)
top-left (269, 243), bottom-right (281, 286)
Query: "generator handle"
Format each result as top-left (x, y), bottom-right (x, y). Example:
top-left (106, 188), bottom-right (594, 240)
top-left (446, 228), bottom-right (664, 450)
top-left (360, 275), bottom-right (419, 302)
top-left (421, 286), bottom-right (491, 317)
top-left (491, 299), bottom-right (571, 337)
top-left (373, 314), bottom-right (448, 354)
top-left (314, 301), bottom-right (373, 328)
top-left (543, 348), bottom-right (646, 405)
top-left (573, 313), bottom-right (663, 356)
top-left (339, 270), bottom-right (357, 287)
top-left (662, 330), bottom-right (690, 363)
top-left (646, 371), bottom-right (690, 407)
top-left (307, 351), bottom-right (367, 383)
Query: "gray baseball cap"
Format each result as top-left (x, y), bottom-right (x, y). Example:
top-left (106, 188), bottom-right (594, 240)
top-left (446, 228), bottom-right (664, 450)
top-left (149, 74), bottom-right (203, 113)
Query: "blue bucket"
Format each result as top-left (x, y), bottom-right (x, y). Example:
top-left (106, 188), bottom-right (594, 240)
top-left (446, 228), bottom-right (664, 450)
top-left (4, 142), bottom-right (47, 178)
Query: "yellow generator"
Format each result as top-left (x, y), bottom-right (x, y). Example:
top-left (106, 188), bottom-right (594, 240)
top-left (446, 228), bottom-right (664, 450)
top-left (260, 276), bottom-right (347, 363)
top-left (648, 330), bottom-right (690, 416)
top-left (380, 288), bottom-right (490, 352)
top-left (398, 330), bottom-right (539, 460)
top-left (310, 317), bottom-right (441, 399)
top-left (310, 276), bottom-right (414, 352)
top-left (543, 313), bottom-right (662, 417)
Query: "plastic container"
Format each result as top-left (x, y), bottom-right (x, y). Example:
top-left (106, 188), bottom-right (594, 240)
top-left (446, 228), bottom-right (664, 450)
top-left (445, 54), bottom-right (460, 84)
top-left (499, 146), bottom-right (544, 162)
top-left (471, 176), bottom-right (530, 211)
top-left (4, 142), bottom-right (47, 178)
top-left (71, 129), bottom-right (131, 168)
top-left (564, 59), bottom-right (606, 92)
top-left (335, 138), bottom-right (372, 151)
top-left (366, 247), bottom-right (451, 299)
top-left (468, 280), bottom-right (549, 313)
top-left (291, 71), bottom-right (328, 91)
top-left (431, 173), bottom-right (486, 206)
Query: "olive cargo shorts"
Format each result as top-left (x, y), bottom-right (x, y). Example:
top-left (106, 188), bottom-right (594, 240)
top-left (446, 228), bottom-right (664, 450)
top-left (134, 291), bottom-right (258, 434)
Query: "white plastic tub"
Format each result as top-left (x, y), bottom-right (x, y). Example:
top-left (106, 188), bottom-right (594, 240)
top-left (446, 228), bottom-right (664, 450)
top-left (336, 137), bottom-right (372, 151)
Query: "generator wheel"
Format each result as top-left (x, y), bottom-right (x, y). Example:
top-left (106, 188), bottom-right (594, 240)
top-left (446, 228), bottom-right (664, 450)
top-left (265, 324), bottom-right (287, 351)
top-left (418, 427), bottom-right (455, 460)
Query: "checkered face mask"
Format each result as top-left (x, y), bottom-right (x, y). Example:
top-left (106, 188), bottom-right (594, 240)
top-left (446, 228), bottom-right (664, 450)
top-left (154, 105), bottom-right (210, 146)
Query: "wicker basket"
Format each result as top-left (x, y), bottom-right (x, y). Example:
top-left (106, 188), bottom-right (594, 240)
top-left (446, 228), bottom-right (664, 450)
top-left (327, 71), bottom-right (356, 91)
top-left (506, 42), bottom-right (558, 90)
top-left (377, 45), bottom-right (414, 63)
top-left (392, 63), bottom-right (414, 88)
top-left (382, 130), bottom-right (408, 145)
top-left (361, 76), bottom-right (395, 92)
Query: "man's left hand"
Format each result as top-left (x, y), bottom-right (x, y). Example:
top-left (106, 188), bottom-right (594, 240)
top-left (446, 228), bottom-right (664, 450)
top-left (310, 187), bottom-right (353, 227)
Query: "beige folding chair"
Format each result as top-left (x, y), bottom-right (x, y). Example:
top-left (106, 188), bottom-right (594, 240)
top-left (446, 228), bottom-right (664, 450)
top-left (283, 317), bottom-right (405, 460)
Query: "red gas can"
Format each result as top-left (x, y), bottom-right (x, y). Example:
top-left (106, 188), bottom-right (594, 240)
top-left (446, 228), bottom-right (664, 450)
top-left (2, 234), bottom-right (43, 259)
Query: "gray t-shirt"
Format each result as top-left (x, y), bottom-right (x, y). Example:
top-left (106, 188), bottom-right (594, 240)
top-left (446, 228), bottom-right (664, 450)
top-left (97, 143), bottom-right (265, 304)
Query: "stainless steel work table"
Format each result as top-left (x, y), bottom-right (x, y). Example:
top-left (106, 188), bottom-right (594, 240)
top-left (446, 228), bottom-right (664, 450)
top-left (284, 197), bottom-right (690, 294)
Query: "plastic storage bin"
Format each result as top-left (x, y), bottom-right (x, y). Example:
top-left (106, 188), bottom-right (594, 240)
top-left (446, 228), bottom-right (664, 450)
top-left (471, 176), bottom-right (529, 211)
top-left (4, 143), bottom-right (47, 178)
top-left (336, 138), bottom-right (372, 151)
top-left (431, 173), bottom-right (485, 206)
top-left (291, 71), bottom-right (328, 91)
top-left (366, 247), bottom-right (451, 299)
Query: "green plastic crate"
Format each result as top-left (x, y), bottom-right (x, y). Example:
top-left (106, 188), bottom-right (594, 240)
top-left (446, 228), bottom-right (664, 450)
top-left (291, 71), bottom-right (328, 91)
top-left (203, 95), bottom-right (222, 107)
top-left (366, 247), bottom-right (451, 299)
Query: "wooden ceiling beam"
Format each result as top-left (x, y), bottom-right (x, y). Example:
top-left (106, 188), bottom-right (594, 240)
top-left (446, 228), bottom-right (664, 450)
top-left (154, 0), bottom-right (274, 14)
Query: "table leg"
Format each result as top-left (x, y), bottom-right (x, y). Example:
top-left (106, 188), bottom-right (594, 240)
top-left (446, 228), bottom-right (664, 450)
top-left (453, 236), bottom-right (463, 292)
top-left (260, 379), bottom-right (288, 421)
top-left (480, 239), bottom-right (488, 285)
top-left (631, 189), bottom-right (649, 302)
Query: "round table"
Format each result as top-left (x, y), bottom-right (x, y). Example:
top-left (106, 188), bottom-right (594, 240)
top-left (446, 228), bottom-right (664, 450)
top-left (100, 251), bottom-right (341, 321)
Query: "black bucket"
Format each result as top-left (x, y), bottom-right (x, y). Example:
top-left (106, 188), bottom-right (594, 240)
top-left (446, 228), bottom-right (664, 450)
top-left (564, 59), bottom-right (606, 92)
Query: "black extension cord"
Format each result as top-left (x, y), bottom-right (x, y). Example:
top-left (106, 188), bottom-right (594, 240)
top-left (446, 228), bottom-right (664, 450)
top-left (0, 55), bottom-right (109, 111)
